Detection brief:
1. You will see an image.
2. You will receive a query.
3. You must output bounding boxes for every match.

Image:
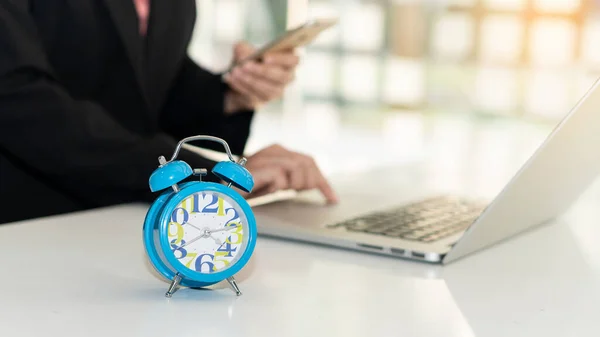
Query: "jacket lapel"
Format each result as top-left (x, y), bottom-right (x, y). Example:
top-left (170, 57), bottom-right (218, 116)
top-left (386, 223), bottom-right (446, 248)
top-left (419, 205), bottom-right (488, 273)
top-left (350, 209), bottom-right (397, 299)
top-left (102, 0), bottom-right (148, 105)
top-left (145, 0), bottom-right (196, 116)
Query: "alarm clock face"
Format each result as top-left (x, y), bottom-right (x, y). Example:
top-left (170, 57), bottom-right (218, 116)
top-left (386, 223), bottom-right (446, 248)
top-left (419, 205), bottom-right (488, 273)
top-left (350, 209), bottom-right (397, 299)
top-left (167, 191), bottom-right (249, 274)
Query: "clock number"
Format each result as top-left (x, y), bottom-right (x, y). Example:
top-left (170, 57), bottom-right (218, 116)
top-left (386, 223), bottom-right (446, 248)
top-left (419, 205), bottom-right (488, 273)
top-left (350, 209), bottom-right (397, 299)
top-left (224, 208), bottom-right (240, 226)
top-left (194, 253), bottom-right (215, 273)
top-left (168, 221), bottom-right (184, 244)
top-left (181, 194), bottom-right (201, 213)
top-left (193, 193), bottom-right (200, 213)
top-left (216, 239), bottom-right (238, 257)
top-left (171, 207), bottom-right (189, 224)
top-left (217, 197), bottom-right (225, 216)
top-left (213, 251), bottom-right (231, 271)
top-left (202, 195), bottom-right (225, 216)
top-left (225, 222), bottom-right (243, 245)
top-left (170, 239), bottom-right (188, 259)
top-left (184, 252), bottom-right (198, 268)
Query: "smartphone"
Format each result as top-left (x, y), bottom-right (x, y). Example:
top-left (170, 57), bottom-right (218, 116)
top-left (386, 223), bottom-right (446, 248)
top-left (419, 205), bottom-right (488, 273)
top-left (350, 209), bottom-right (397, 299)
top-left (228, 18), bottom-right (338, 71)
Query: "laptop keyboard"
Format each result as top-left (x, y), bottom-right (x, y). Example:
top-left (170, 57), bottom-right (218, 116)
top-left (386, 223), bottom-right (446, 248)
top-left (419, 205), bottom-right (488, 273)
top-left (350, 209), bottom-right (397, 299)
top-left (327, 196), bottom-right (487, 243)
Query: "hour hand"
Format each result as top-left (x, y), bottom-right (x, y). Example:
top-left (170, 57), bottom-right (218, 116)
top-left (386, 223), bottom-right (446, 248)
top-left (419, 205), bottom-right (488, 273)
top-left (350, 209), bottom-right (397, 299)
top-left (184, 221), bottom-right (204, 232)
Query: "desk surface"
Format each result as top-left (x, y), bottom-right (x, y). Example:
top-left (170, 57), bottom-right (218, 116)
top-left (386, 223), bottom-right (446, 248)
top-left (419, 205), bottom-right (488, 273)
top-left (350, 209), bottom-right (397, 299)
top-left (2, 187), bottom-right (600, 337)
top-left (2, 115), bottom-right (599, 337)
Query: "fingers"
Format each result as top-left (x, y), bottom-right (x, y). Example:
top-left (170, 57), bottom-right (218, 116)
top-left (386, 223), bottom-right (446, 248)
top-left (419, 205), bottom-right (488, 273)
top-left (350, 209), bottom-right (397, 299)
top-left (224, 72), bottom-right (257, 101)
top-left (259, 144), bottom-right (291, 156)
top-left (270, 167), bottom-right (289, 192)
top-left (243, 62), bottom-right (294, 86)
top-left (234, 41), bottom-right (256, 60)
top-left (228, 42), bottom-right (299, 111)
top-left (246, 156), bottom-right (303, 190)
top-left (316, 173), bottom-right (338, 204)
top-left (296, 153), bottom-right (338, 204)
top-left (231, 67), bottom-right (283, 101)
top-left (244, 146), bottom-right (339, 203)
top-left (286, 157), bottom-right (305, 191)
top-left (251, 166), bottom-right (289, 194)
top-left (264, 52), bottom-right (300, 69)
top-left (234, 41), bottom-right (298, 69)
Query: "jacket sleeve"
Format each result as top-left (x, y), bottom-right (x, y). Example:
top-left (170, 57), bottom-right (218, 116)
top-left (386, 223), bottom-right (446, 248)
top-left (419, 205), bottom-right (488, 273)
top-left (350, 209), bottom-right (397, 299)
top-left (159, 56), bottom-right (255, 156)
top-left (0, 1), bottom-right (215, 206)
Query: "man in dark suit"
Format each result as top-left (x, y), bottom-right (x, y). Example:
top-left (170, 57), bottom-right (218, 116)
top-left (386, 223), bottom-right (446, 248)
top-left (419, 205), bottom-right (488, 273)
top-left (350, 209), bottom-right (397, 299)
top-left (0, 0), bottom-right (337, 224)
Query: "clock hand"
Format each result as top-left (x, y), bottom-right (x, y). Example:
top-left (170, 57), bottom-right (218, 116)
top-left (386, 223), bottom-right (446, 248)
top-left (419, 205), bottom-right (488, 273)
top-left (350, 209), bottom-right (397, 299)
top-left (211, 235), bottom-right (223, 246)
top-left (184, 221), bottom-right (204, 232)
top-left (176, 222), bottom-right (211, 249)
top-left (208, 224), bottom-right (240, 234)
top-left (177, 235), bottom-right (203, 249)
top-left (176, 227), bottom-right (226, 250)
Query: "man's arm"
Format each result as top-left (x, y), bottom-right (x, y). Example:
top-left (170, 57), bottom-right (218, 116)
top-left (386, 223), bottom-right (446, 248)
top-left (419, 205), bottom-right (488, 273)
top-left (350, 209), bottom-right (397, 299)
top-left (159, 56), bottom-right (254, 156)
top-left (0, 1), bottom-right (214, 206)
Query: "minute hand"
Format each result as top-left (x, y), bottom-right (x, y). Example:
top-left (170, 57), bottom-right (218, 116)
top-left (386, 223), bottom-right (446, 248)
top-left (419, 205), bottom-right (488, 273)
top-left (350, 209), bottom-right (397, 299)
top-left (208, 225), bottom-right (240, 234)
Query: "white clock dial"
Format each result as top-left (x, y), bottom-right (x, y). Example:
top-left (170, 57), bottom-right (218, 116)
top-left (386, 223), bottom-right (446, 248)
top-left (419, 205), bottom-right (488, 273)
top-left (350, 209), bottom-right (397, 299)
top-left (167, 191), bottom-right (249, 274)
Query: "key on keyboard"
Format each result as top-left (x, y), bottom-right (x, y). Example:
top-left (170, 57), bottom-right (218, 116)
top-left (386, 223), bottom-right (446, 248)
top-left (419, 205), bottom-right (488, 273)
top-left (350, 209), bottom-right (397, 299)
top-left (327, 196), bottom-right (486, 243)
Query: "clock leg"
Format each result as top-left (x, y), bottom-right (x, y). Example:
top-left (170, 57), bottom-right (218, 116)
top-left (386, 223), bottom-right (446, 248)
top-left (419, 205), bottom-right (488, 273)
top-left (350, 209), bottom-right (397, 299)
top-left (226, 277), bottom-right (242, 296)
top-left (165, 273), bottom-right (183, 298)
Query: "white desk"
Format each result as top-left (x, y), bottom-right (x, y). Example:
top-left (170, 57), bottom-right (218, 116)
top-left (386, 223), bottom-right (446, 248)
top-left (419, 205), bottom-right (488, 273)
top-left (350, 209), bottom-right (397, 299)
top-left (2, 114), bottom-right (600, 336)
top-left (1, 182), bottom-right (600, 337)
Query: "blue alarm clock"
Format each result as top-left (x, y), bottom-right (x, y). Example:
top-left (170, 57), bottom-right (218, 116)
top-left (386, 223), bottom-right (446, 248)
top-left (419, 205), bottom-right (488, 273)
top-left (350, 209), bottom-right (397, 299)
top-left (143, 135), bottom-right (256, 298)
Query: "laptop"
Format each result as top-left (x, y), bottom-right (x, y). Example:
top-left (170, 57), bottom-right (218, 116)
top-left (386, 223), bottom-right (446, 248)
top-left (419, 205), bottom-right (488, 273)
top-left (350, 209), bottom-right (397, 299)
top-left (251, 77), bottom-right (600, 264)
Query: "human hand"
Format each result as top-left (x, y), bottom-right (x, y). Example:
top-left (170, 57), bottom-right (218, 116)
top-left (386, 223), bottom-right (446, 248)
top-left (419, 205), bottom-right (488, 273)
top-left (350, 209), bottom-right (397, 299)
top-left (238, 144), bottom-right (338, 204)
top-left (223, 41), bottom-right (299, 114)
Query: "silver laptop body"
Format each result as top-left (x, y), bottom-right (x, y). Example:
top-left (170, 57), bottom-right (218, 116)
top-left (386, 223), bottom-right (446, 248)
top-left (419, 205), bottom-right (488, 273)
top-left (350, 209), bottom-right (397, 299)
top-left (253, 77), bottom-right (600, 264)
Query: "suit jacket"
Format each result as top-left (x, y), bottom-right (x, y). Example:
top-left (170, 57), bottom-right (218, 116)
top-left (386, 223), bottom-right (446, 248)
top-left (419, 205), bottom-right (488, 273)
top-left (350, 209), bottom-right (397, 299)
top-left (0, 0), bottom-right (254, 224)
